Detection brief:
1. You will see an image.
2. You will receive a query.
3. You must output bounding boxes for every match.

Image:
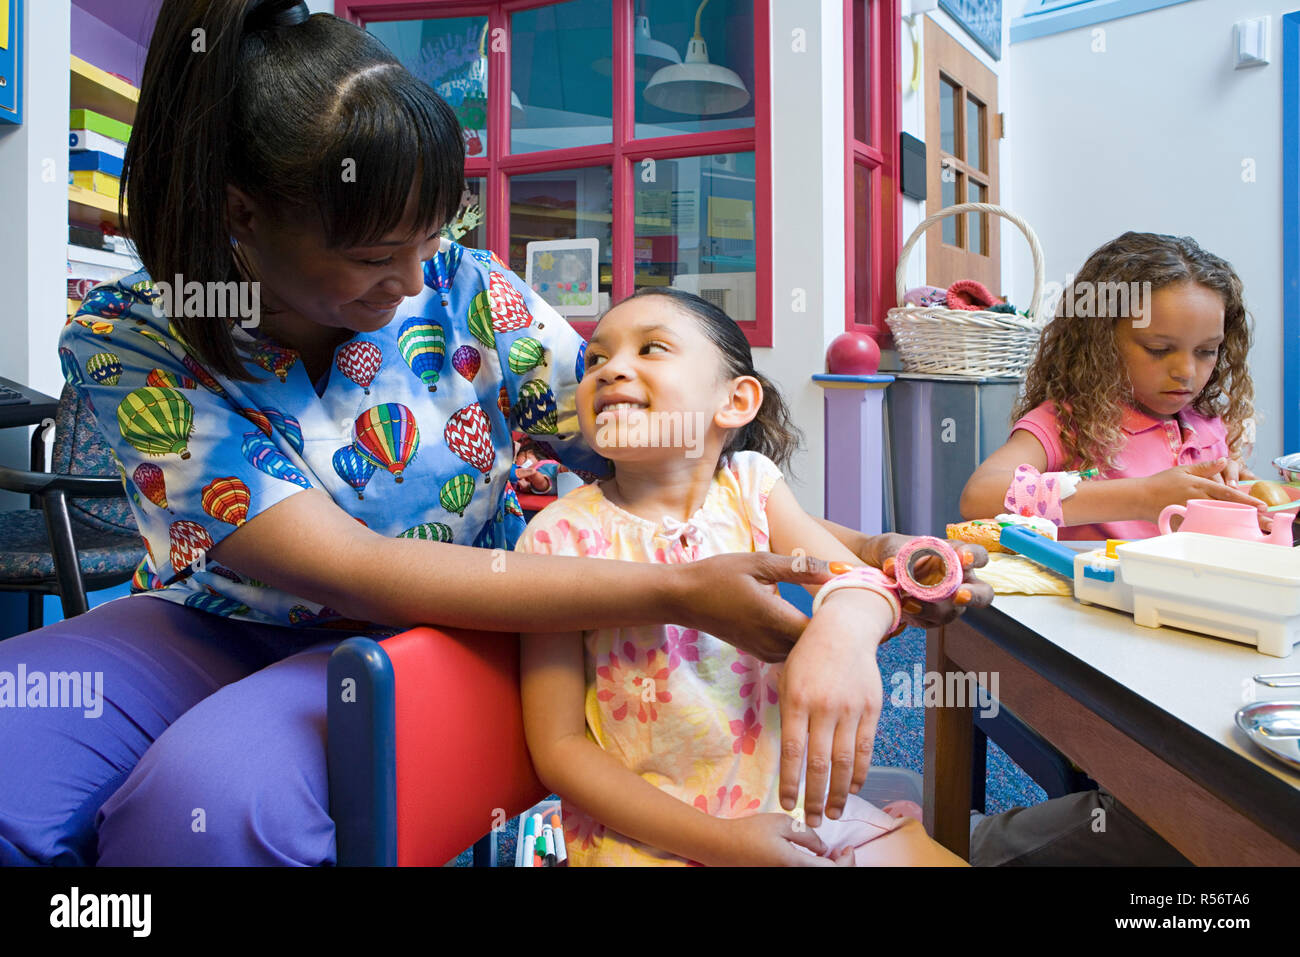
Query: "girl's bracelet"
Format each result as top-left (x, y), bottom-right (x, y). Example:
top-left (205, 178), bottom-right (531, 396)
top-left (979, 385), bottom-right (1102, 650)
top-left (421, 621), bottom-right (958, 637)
top-left (811, 567), bottom-right (902, 634)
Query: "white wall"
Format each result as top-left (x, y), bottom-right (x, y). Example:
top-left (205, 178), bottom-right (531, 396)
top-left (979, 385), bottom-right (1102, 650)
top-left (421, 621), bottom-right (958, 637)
top-left (0, 0), bottom-right (72, 510)
top-left (1008, 0), bottom-right (1288, 470)
top-left (764, 0), bottom-right (849, 514)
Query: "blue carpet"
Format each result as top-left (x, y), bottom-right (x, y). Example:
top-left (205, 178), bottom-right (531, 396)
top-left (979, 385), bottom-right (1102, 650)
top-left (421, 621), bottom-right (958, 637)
top-left (874, 626), bottom-right (1048, 815)
top-left (448, 625), bottom-right (1048, 865)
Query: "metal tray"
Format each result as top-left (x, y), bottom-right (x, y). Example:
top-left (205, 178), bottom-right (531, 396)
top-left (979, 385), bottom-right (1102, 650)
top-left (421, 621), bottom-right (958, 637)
top-left (1235, 700), bottom-right (1300, 771)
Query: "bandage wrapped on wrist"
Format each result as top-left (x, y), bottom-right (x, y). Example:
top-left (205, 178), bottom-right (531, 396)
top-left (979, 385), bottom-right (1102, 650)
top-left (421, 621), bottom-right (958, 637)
top-left (811, 537), bottom-right (966, 636)
top-left (1003, 464), bottom-right (1098, 527)
top-left (811, 566), bottom-right (902, 633)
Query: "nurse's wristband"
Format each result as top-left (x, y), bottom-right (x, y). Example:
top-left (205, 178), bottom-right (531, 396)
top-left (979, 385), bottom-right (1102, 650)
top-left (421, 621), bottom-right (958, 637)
top-left (811, 567), bottom-right (902, 634)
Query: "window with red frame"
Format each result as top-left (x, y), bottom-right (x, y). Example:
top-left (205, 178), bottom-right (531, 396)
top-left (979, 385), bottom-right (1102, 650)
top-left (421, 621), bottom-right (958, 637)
top-left (343, 0), bottom-right (771, 345)
top-left (844, 0), bottom-right (900, 337)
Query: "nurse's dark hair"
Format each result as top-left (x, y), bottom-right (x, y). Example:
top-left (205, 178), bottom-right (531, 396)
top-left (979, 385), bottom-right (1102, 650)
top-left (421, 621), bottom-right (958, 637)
top-left (624, 287), bottom-right (803, 472)
top-left (123, 0), bottom-right (464, 379)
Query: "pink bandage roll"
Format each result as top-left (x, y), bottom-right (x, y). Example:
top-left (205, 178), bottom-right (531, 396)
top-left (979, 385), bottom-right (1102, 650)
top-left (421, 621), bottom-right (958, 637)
top-left (892, 536), bottom-right (964, 602)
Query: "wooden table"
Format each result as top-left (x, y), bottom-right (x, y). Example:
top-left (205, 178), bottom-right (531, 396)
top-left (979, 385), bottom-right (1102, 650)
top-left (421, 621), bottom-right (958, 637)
top-left (923, 595), bottom-right (1300, 865)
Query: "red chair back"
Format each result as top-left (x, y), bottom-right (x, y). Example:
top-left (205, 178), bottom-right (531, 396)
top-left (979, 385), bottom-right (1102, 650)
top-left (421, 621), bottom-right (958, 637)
top-left (381, 626), bottom-right (549, 866)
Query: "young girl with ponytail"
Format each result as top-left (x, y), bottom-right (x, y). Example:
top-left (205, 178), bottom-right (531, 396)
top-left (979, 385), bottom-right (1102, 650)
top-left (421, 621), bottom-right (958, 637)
top-left (517, 289), bottom-right (965, 866)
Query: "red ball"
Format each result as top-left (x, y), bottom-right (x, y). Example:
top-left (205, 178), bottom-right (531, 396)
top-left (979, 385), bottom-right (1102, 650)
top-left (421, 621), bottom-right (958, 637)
top-left (826, 332), bottom-right (881, 375)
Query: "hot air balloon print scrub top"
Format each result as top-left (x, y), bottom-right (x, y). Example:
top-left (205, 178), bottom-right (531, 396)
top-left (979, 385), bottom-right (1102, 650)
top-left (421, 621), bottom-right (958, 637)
top-left (58, 241), bottom-right (608, 632)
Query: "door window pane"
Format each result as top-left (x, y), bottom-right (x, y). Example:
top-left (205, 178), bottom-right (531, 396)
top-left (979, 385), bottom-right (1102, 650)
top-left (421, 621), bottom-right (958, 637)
top-left (966, 95), bottom-right (985, 172)
top-left (941, 168), bottom-right (960, 246)
top-left (368, 17), bottom-right (491, 158)
top-left (634, 152), bottom-right (755, 325)
top-left (635, 0), bottom-right (755, 140)
top-left (445, 177), bottom-right (487, 251)
top-left (511, 0), bottom-right (613, 153)
top-left (854, 162), bottom-right (873, 324)
top-left (510, 167), bottom-right (614, 312)
top-left (939, 76), bottom-right (959, 157)
top-left (968, 180), bottom-right (987, 255)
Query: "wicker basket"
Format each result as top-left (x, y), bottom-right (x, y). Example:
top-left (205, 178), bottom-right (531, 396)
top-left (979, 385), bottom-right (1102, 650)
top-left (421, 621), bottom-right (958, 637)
top-left (886, 202), bottom-right (1046, 377)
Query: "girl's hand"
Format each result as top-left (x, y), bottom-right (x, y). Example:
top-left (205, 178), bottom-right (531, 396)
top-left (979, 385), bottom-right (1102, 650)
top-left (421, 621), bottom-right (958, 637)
top-left (1222, 458), bottom-right (1258, 484)
top-left (669, 553), bottom-right (834, 664)
top-left (702, 814), bottom-right (850, 867)
top-left (513, 465), bottom-right (552, 493)
top-left (777, 592), bottom-right (888, 827)
top-left (872, 535), bottom-right (994, 631)
top-left (1142, 459), bottom-right (1264, 521)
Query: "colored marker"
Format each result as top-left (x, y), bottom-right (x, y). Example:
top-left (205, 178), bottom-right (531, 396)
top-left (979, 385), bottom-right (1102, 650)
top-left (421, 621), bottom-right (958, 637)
top-left (521, 814), bottom-right (536, 867)
top-left (535, 834), bottom-right (548, 867)
top-left (541, 820), bottom-right (557, 866)
top-left (550, 813), bottom-right (568, 864)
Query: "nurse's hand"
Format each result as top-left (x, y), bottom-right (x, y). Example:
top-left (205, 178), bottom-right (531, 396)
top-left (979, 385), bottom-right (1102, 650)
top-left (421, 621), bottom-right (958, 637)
top-left (668, 553), bottom-right (833, 664)
top-left (869, 533), bottom-right (994, 631)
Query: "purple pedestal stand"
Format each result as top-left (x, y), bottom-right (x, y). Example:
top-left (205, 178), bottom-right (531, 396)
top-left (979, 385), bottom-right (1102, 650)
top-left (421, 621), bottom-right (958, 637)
top-left (812, 374), bottom-right (894, 535)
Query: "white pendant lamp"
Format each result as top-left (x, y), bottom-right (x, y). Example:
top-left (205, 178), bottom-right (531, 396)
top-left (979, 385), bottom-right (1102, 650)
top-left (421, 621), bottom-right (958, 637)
top-left (643, 0), bottom-right (749, 115)
top-left (592, 2), bottom-right (682, 81)
top-left (474, 22), bottom-right (525, 116)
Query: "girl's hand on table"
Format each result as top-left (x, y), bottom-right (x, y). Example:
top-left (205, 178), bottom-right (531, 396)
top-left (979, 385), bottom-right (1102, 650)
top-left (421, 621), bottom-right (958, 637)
top-left (778, 591), bottom-right (888, 828)
top-left (1222, 458), bottom-right (1257, 484)
top-left (703, 814), bottom-right (851, 867)
top-left (871, 534), bottom-right (994, 632)
top-left (669, 552), bottom-right (833, 664)
top-left (1141, 459), bottom-right (1264, 521)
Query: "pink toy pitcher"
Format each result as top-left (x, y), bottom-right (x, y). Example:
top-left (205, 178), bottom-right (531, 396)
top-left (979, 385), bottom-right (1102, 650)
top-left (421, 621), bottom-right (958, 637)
top-left (1158, 498), bottom-right (1294, 546)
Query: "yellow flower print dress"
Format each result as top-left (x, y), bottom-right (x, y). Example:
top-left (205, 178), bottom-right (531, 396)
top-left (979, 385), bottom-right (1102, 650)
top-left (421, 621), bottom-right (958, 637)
top-left (514, 451), bottom-right (903, 866)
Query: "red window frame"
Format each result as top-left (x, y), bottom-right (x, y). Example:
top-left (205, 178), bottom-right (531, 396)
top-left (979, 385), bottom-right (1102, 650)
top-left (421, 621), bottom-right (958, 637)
top-left (844, 0), bottom-right (900, 338)
top-left (338, 0), bottom-right (772, 345)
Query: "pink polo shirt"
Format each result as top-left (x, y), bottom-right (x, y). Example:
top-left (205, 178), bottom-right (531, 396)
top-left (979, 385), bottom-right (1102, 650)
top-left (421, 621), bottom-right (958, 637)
top-left (1010, 400), bottom-right (1231, 542)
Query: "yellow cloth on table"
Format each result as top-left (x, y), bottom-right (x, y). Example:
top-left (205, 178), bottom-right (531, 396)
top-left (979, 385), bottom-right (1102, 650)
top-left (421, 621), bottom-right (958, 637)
top-left (977, 552), bottom-right (1073, 596)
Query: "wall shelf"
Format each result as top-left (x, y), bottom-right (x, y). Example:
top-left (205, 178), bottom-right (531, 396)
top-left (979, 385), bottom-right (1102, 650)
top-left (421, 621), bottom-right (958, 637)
top-left (70, 55), bottom-right (138, 125)
top-left (68, 185), bottom-right (124, 229)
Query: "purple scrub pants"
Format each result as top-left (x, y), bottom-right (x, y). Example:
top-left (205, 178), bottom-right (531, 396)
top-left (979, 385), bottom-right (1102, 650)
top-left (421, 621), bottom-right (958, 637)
top-left (0, 595), bottom-right (341, 866)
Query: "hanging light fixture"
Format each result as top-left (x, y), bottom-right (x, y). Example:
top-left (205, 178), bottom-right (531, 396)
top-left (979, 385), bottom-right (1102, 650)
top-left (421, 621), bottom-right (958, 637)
top-left (591, 0), bottom-right (681, 81)
top-left (643, 0), bottom-right (749, 115)
top-left (473, 22), bottom-right (525, 116)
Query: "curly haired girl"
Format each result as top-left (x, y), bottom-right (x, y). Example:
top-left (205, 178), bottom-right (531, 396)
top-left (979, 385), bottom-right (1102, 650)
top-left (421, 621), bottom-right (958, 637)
top-left (961, 231), bottom-right (1262, 540)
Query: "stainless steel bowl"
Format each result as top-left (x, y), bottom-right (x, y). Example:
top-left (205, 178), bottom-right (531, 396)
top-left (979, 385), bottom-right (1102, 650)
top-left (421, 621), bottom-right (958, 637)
top-left (1273, 453), bottom-right (1300, 483)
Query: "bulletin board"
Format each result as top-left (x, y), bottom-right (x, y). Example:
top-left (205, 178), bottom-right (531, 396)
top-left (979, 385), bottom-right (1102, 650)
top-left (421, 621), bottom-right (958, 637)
top-left (0, 0), bottom-right (21, 125)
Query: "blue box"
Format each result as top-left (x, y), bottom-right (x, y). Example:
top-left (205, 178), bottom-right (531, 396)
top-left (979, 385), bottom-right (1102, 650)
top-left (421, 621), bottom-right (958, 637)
top-left (69, 149), bottom-right (124, 178)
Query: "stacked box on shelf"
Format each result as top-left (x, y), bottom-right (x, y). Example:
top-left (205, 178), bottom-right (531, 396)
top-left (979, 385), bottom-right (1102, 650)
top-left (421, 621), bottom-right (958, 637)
top-left (68, 109), bottom-right (129, 211)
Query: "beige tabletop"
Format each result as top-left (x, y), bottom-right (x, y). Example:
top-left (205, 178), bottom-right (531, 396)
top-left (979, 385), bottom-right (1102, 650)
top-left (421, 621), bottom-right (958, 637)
top-left (991, 593), bottom-right (1300, 790)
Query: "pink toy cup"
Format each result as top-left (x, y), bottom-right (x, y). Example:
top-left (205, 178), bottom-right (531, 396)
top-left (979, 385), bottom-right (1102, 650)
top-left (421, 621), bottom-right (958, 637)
top-left (1158, 498), bottom-right (1294, 546)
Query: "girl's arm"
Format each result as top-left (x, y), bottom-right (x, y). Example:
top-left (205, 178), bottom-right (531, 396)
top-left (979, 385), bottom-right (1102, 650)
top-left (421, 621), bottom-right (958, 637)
top-left (811, 520), bottom-right (994, 626)
top-left (520, 631), bottom-right (844, 866)
top-left (519, 630), bottom-right (727, 865)
top-left (209, 488), bottom-right (828, 654)
top-left (764, 479), bottom-right (897, 827)
top-left (960, 430), bottom-right (1260, 524)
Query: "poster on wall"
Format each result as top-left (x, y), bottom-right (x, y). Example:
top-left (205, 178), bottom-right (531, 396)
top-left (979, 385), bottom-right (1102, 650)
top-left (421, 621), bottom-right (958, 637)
top-left (525, 239), bottom-right (601, 318)
top-left (938, 0), bottom-right (1002, 61)
top-left (0, 0), bottom-right (21, 125)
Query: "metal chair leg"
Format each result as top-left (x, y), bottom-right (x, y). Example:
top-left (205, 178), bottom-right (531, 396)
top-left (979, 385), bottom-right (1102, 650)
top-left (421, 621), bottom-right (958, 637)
top-left (41, 490), bottom-right (89, 620)
top-left (26, 591), bottom-right (44, 632)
